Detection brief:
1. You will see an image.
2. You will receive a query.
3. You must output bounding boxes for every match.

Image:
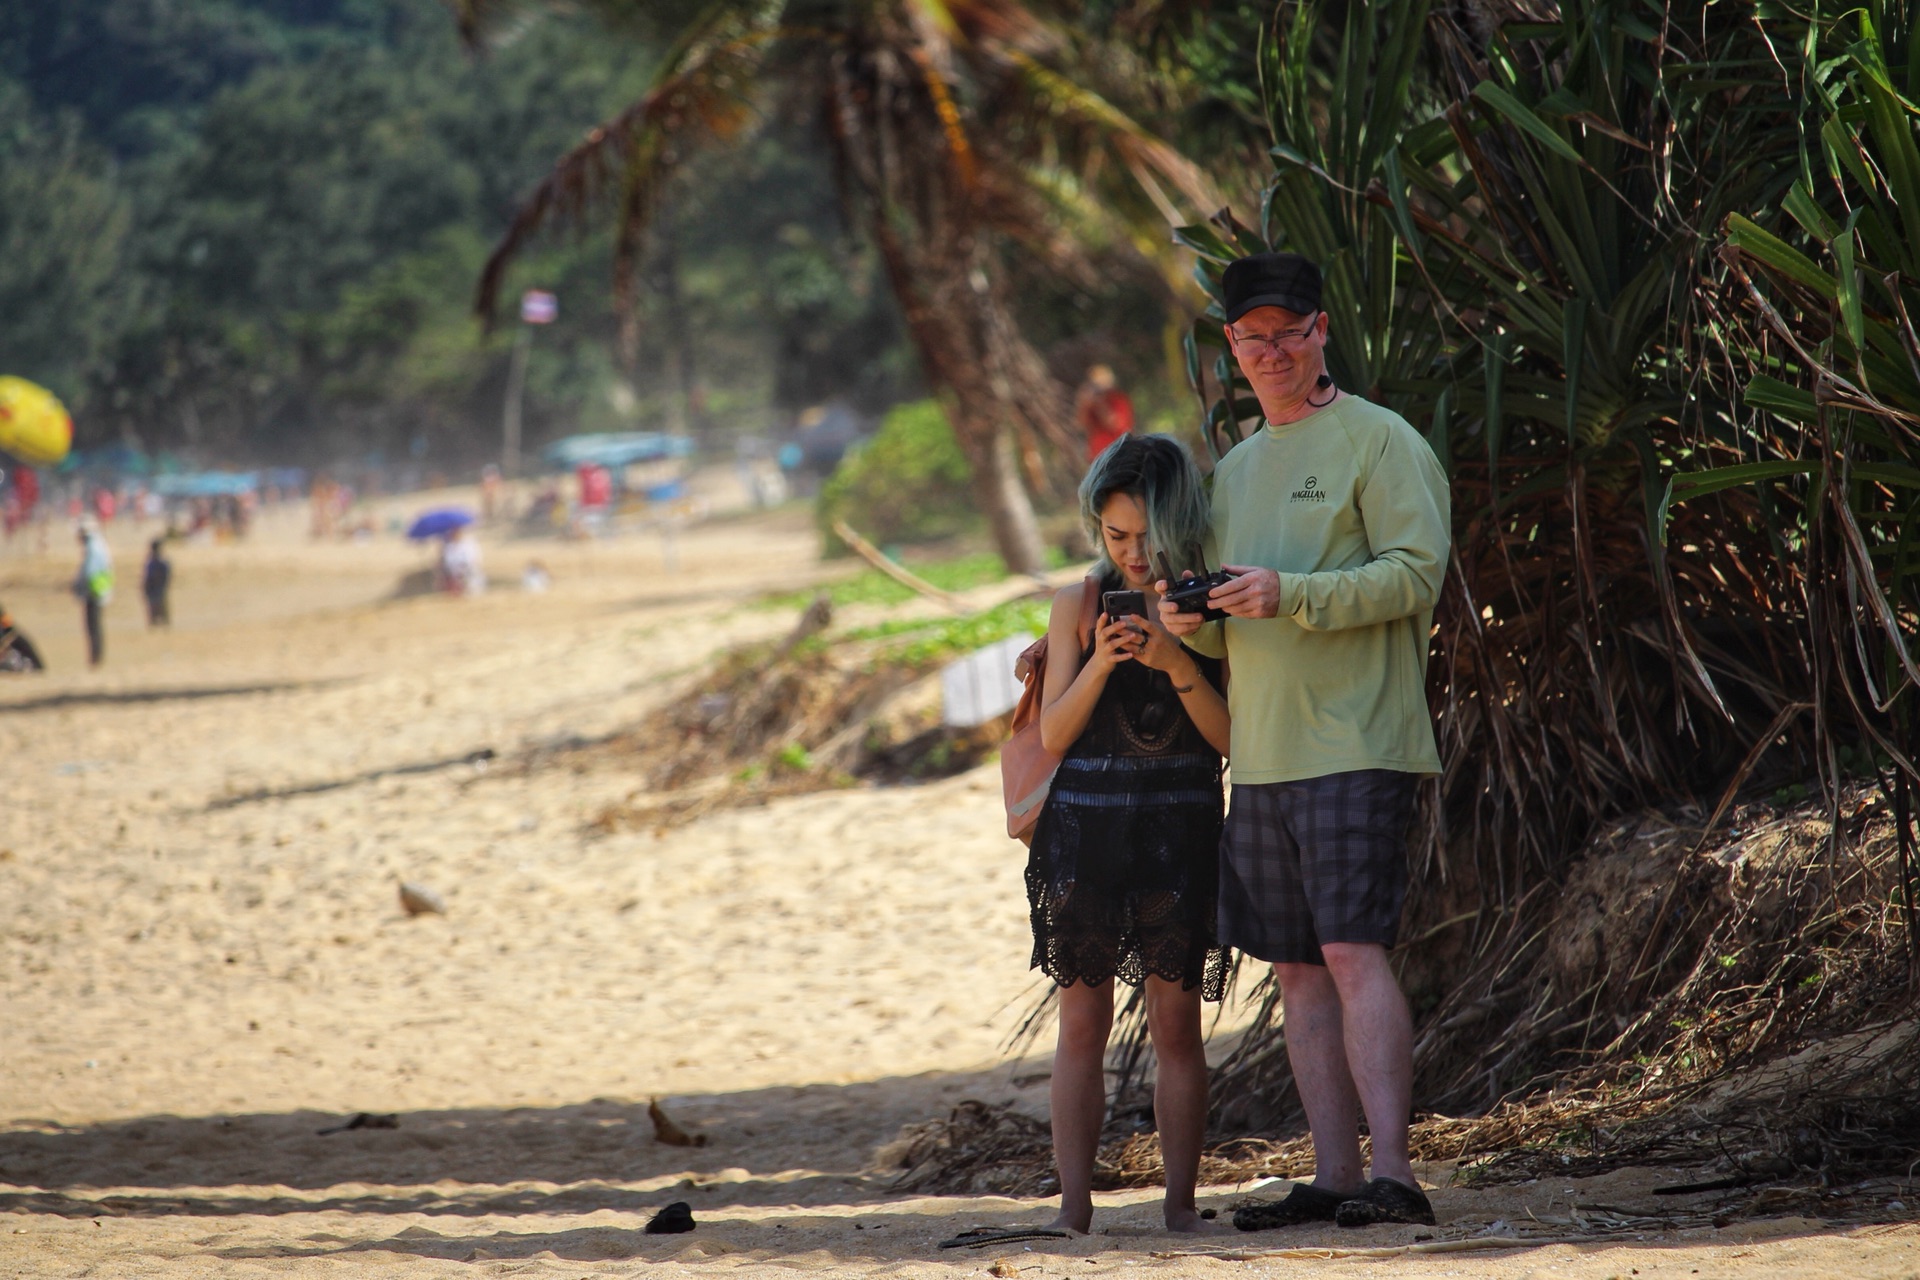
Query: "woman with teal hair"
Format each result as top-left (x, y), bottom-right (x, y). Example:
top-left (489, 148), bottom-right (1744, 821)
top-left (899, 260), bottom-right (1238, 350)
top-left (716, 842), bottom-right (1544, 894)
top-left (1028, 433), bottom-right (1231, 1235)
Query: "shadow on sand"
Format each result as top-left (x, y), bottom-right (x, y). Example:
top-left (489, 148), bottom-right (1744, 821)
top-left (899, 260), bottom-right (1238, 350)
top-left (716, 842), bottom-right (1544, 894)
top-left (0, 1070), bottom-right (1036, 1220)
top-left (0, 1073), bottom-right (1883, 1269)
top-left (0, 679), bottom-right (348, 715)
top-left (202, 746), bottom-right (501, 810)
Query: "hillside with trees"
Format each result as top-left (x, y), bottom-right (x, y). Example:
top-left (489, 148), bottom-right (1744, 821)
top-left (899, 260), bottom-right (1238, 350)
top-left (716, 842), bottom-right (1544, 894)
top-left (0, 0), bottom-right (923, 463)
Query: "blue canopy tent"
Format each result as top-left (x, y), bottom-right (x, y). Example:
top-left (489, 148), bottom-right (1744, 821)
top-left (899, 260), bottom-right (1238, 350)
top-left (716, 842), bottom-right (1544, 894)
top-left (541, 433), bottom-right (694, 471)
top-left (153, 471), bottom-right (259, 498)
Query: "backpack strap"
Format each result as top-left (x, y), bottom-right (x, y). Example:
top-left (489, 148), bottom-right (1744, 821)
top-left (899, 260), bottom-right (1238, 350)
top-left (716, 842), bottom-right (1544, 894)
top-left (1012, 573), bottom-right (1105, 690)
top-left (1073, 572), bottom-right (1103, 651)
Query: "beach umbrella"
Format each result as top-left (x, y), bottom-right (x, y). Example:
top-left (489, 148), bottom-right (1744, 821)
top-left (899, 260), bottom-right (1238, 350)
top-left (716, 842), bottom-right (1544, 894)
top-left (406, 507), bottom-right (476, 540)
top-left (0, 377), bottom-right (73, 467)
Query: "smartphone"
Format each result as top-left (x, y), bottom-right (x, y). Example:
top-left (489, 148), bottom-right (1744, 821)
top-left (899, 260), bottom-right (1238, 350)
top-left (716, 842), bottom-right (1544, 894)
top-left (1102, 589), bottom-right (1148, 619)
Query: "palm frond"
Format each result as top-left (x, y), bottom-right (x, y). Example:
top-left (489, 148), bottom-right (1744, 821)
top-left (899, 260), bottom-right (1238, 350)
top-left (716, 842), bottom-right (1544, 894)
top-left (472, 1), bottom-right (776, 334)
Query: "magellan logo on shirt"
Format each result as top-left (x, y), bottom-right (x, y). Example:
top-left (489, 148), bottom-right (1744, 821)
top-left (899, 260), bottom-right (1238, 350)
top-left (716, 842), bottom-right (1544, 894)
top-left (1290, 475), bottom-right (1327, 503)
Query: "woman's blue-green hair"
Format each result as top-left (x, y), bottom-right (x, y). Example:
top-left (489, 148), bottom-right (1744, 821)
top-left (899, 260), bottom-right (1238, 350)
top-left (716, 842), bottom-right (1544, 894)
top-left (1078, 434), bottom-right (1210, 582)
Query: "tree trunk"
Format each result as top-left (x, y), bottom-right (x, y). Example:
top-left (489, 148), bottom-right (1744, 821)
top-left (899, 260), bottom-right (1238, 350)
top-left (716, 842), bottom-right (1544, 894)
top-left (651, 213), bottom-right (701, 439)
top-left (824, 43), bottom-right (1071, 577)
top-left (863, 221), bottom-right (1059, 573)
top-left (950, 396), bottom-right (1049, 574)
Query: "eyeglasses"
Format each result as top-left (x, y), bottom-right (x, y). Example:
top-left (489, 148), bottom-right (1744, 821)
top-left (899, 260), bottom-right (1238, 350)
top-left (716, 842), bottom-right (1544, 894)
top-left (1228, 314), bottom-right (1321, 358)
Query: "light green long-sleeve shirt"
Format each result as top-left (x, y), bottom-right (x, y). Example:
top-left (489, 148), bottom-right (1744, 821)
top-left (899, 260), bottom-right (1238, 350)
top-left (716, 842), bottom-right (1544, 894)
top-left (1188, 395), bottom-right (1451, 784)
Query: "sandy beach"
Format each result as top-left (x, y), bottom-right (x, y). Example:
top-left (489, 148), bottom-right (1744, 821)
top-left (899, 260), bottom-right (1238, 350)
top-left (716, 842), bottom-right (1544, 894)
top-left (2, 484), bottom-right (1914, 1279)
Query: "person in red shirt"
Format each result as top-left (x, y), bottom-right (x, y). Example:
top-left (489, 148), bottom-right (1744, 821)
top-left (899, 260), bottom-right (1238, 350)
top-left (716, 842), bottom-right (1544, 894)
top-left (576, 462), bottom-right (612, 510)
top-left (1075, 365), bottom-right (1134, 462)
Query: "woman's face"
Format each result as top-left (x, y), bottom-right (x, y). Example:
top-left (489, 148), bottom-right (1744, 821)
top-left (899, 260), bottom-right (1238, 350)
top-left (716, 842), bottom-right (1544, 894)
top-left (1098, 491), bottom-right (1153, 589)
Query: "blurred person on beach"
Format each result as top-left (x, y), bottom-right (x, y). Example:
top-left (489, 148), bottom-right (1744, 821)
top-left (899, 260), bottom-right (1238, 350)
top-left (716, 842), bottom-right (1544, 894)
top-left (480, 464), bottom-right (503, 522)
top-left (1074, 365), bottom-right (1134, 463)
top-left (1158, 252), bottom-right (1450, 1231)
top-left (143, 538), bottom-right (173, 627)
top-left (1028, 434), bottom-right (1232, 1236)
top-left (3, 465), bottom-right (37, 541)
top-left (0, 601), bottom-right (46, 672)
top-left (575, 462), bottom-right (612, 535)
top-left (439, 526), bottom-right (485, 596)
top-left (72, 521), bottom-right (114, 668)
top-left (311, 476), bottom-right (339, 538)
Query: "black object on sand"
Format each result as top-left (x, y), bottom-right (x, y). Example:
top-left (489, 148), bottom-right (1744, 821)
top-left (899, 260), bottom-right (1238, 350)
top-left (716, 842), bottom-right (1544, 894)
top-left (315, 1112), bottom-right (400, 1136)
top-left (645, 1202), bottom-right (697, 1235)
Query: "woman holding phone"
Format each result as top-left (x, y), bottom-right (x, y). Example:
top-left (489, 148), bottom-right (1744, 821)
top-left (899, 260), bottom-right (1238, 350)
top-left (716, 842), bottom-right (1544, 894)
top-left (1030, 434), bottom-right (1231, 1234)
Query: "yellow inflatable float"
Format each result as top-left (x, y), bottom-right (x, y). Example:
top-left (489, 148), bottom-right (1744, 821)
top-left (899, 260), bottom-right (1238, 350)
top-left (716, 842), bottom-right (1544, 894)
top-left (0, 376), bottom-right (73, 466)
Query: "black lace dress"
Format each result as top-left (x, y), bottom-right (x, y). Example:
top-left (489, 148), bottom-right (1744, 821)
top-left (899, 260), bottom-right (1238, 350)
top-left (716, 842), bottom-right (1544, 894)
top-left (1025, 604), bottom-right (1229, 1000)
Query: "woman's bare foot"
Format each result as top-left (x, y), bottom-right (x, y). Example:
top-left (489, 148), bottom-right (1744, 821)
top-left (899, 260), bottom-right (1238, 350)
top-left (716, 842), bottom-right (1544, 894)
top-left (1164, 1206), bottom-right (1229, 1234)
top-left (1043, 1210), bottom-right (1092, 1236)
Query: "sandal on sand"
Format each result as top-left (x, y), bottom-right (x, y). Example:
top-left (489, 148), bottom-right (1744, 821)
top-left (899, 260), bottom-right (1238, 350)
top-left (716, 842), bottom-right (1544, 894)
top-left (1333, 1177), bottom-right (1436, 1227)
top-left (1232, 1183), bottom-right (1358, 1231)
top-left (937, 1227), bottom-right (1073, 1249)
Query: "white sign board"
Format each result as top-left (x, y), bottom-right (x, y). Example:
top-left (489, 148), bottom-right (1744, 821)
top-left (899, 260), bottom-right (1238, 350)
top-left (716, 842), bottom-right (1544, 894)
top-left (941, 633), bottom-right (1035, 728)
top-left (520, 290), bottom-right (558, 324)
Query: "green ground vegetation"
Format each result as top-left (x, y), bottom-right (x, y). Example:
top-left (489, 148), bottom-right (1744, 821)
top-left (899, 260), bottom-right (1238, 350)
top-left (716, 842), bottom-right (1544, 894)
top-left (815, 400), bottom-right (978, 554)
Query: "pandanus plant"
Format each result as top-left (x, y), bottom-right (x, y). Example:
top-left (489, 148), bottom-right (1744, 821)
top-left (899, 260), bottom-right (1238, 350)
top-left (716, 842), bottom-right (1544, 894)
top-left (448, 0), bottom-right (1219, 574)
top-left (1180, 0), bottom-right (1841, 1124)
top-left (1698, 0), bottom-right (1920, 972)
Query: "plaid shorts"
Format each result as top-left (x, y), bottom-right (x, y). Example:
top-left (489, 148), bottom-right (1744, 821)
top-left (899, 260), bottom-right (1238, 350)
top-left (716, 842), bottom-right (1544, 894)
top-left (1217, 770), bottom-right (1418, 965)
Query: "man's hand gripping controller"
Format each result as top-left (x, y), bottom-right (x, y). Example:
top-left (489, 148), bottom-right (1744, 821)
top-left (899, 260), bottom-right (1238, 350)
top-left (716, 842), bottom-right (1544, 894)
top-left (1156, 548), bottom-right (1236, 623)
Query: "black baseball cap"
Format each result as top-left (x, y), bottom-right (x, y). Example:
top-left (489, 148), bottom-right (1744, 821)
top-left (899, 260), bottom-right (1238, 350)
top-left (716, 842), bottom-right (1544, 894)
top-left (1221, 252), bottom-right (1323, 323)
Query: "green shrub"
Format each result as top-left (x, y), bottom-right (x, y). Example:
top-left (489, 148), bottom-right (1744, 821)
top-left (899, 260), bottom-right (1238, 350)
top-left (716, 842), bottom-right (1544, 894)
top-left (817, 399), bottom-right (976, 555)
top-left (842, 596), bottom-right (1052, 667)
top-left (756, 549), bottom-right (1062, 612)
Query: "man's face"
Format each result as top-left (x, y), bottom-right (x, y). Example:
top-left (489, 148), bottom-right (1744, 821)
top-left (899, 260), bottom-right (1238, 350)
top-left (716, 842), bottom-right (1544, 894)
top-left (1224, 306), bottom-right (1328, 407)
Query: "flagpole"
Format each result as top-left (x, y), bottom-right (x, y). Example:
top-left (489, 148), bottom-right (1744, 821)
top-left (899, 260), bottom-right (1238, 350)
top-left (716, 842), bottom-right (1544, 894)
top-left (501, 324), bottom-right (530, 480)
top-left (501, 290), bottom-right (556, 480)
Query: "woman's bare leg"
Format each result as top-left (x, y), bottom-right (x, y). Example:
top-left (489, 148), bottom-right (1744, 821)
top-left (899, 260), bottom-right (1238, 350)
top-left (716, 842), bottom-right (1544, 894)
top-left (1145, 978), bottom-right (1221, 1232)
top-left (1046, 980), bottom-right (1114, 1234)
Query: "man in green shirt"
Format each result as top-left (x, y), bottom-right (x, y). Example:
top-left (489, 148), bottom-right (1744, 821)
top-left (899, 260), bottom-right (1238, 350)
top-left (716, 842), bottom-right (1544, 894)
top-left (1158, 252), bottom-right (1450, 1230)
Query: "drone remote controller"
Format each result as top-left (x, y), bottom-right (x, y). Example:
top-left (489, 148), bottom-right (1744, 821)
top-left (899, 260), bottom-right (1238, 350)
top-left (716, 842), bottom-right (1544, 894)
top-left (1157, 548), bottom-right (1235, 622)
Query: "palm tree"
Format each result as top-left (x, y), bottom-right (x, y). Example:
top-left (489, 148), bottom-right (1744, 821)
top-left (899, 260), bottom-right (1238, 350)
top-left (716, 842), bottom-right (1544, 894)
top-left (450, 0), bottom-right (1217, 573)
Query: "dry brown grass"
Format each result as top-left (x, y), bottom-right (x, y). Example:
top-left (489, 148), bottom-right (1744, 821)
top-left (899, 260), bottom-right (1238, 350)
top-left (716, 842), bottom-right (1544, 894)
top-left (577, 597), bottom-right (1008, 834)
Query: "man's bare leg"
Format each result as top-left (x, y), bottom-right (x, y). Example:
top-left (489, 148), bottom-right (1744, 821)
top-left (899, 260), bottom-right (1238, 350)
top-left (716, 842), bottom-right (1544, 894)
top-left (1273, 962), bottom-right (1367, 1194)
top-left (1143, 978), bottom-right (1224, 1233)
top-left (1046, 980), bottom-right (1114, 1234)
top-left (1320, 942), bottom-right (1415, 1189)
